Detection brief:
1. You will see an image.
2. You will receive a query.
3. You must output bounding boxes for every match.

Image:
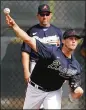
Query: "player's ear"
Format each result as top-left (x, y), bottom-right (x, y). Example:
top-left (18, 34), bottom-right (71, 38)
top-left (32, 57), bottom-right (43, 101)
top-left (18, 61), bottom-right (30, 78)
top-left (50, 12), bottom-right (52, 17)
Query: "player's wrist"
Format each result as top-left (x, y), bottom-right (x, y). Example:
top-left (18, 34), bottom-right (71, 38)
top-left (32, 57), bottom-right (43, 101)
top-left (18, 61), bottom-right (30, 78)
top-left (24, 77), bottom-right (30, 84)
top-left (24, 72), bottom-right (31, 82)
top-left (68, 93), bottom-right (78, 103)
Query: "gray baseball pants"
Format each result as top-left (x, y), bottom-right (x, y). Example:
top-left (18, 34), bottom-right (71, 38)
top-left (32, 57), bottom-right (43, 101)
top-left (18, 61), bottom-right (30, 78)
top-left (23, 82), bottom-right (62, 109)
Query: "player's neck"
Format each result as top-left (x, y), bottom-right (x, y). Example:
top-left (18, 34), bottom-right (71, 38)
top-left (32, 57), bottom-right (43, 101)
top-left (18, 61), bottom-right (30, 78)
top-left (39, 23), bottom-right (50, 27)
top-left (62, 46), bottom-right (73, 58)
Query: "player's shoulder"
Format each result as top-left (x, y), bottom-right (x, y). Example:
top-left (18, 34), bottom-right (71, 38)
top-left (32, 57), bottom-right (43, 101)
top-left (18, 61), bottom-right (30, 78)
top-left (50, 24), bottom-right (62, 37)
top-left (72, 55), bottom-right (81, 68)
top-left (50, 24), bottom-right (61, 31)
top-left (50, 45), bottom-right (60, 54)
top-left (26, 24), bottom-right (40, 33)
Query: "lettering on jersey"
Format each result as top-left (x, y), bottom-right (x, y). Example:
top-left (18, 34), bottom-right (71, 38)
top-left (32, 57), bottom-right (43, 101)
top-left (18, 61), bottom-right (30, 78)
top-left (48, 60), bottom-right (61, 70)
top-left (48, 60), bottom-right (77, 78)
top-left (33, 35), bottom-right (60, 44)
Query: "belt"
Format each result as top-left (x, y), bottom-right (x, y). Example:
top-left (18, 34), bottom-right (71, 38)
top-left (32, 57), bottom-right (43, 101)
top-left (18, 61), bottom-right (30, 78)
top-left (29, 81), bottom-right (50, 92)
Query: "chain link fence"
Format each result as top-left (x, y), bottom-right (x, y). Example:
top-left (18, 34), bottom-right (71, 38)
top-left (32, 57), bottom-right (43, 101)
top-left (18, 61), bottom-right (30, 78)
top-left (1, 0), bottom-right (85, 109)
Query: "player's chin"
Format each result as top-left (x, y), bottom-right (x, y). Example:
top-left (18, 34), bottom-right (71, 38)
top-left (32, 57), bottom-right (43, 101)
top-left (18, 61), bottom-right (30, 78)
top-left (42, 21), bottom-right (48, 25)
top-left (72, 45), bottom-right (77, 49)
top-left (70, 46), bottom-right (76, 50)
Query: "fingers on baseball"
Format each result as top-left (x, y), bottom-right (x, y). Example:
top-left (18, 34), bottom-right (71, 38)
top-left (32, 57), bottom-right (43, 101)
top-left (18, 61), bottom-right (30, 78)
top-left (6, 15), bottom-right (14, 26)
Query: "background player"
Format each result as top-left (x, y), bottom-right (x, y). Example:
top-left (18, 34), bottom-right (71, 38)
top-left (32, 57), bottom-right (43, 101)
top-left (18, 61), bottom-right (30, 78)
top-left (21, 4), bottom-right (62, 83)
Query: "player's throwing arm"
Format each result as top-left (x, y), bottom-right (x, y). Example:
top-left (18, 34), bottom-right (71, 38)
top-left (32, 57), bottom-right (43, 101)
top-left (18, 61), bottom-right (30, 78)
top-left (4, 8), bottom-right (37, 52)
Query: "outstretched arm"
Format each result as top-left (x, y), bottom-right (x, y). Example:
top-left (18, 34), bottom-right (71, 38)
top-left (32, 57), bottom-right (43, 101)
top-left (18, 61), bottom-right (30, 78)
top-left (5, 14), bottom-right (37, 52)
top-left (5, 14), bottom-right (53, 59)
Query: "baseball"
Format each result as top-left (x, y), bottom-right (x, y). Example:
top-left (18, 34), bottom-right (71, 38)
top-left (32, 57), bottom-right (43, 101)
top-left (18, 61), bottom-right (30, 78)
top-left (3, 8), bottom-right (10, 14)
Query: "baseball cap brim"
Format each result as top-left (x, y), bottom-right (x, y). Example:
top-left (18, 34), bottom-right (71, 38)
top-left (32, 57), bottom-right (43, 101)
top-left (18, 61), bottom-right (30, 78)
top-left (63, 29), bottom-right (82, 39)
top-left (64, 35), bottom-right (81, 39)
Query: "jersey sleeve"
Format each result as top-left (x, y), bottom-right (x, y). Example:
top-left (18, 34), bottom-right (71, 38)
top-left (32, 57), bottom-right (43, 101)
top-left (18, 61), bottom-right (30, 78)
top-left (21, 29), bottom-right (32, 53)
top-left (68, 66), bottom-right (82, 92)
top-left (21, 42), bottom-right (31, 53)
top-left (36, 39), bottom-right (53, 59)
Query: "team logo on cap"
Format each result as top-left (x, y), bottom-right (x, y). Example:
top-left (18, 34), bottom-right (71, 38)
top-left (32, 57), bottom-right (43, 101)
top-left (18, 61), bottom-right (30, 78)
top-left (43, 5), bottom-right (48, 10)
top-left (69, 30), bottom-right (76, 36)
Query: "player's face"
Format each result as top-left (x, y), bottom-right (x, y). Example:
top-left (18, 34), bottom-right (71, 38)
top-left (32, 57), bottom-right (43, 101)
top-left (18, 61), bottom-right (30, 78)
top-left (62, 36), bottom-right (79, 51)
top-left (37, 12), bottom-right (52, 27)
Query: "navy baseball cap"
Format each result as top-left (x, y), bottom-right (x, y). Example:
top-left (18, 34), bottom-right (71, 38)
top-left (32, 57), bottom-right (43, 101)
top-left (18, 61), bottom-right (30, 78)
top-left (63, 29), bottom-right (82, 39)
top-left (38, 4), bottom-right (51, 14)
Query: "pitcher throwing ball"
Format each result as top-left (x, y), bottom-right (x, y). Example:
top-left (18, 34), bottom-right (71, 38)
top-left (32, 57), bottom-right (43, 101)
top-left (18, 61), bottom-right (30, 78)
top-left (4, 11), bottom-right (84, 109)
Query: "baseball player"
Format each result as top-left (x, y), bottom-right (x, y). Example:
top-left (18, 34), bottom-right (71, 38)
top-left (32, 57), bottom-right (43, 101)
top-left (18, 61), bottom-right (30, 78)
top-left (21, 4), bottom-right (62, 83)
top-left (21, 4), bottom-right (62, 109)
top-left (5, 13), bottom-right (84, 109)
